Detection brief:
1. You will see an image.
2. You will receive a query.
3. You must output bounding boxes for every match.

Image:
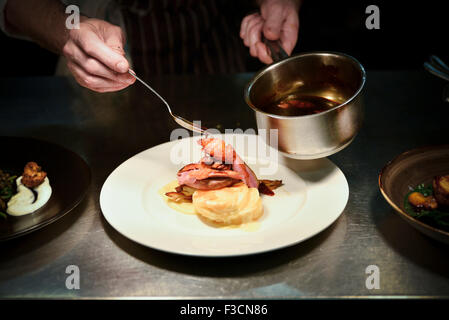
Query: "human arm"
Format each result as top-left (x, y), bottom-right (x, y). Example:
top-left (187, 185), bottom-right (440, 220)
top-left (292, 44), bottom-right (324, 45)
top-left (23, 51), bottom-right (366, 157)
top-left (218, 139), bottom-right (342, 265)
top-left (240, 0), bottom-right (301, 64)
top-left (3, 0), bottom-right (134, 92)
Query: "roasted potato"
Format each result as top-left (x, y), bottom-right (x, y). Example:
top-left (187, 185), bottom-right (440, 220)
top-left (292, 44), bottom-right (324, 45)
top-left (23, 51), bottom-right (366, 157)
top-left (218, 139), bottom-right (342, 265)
top-left (433, 175), bottom-right (449, 208)
top-left (21, 162), bottom-right (47, 188)
top-left (408, 192), bottom-right (438, 210)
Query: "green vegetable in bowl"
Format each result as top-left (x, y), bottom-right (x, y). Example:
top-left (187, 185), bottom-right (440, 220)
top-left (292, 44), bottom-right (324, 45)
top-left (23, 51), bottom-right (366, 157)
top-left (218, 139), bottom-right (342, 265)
top-left (0, 169), bottom-right (18, 218)
top-left (405, 183), bottom-right (449, 232)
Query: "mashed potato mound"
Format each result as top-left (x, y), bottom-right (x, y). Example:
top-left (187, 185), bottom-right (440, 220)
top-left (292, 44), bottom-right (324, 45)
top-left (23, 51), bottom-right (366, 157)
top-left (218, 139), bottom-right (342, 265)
top-left (192, 182), bottom-right (263, 225)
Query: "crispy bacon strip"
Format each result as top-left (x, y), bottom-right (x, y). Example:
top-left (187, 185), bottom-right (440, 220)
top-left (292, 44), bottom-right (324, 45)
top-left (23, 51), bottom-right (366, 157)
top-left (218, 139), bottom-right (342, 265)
top-left (260, 179), bottom-right (283, 190)
top-left (173, 138), bottom-right (281, 195)
top-left (178, 163), bottom-right (231, 176)
top-left (165, 192), bottom-right (192, 202)
top-left (165, 184), bottom-right (197, 202)
top-left (178, 163), bottom-right (241, 180)
top-left (177, 162), bottom-right (242, 190)
top-left (258, 179), bottom-right (283, 196)
top-left (175, 184), bottom-right (196, 196)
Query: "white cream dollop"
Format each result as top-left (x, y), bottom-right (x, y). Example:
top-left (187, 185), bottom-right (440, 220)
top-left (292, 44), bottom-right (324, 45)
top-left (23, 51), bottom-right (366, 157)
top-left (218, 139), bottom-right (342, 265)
top-left (6, 176), bottom-right (52, 216)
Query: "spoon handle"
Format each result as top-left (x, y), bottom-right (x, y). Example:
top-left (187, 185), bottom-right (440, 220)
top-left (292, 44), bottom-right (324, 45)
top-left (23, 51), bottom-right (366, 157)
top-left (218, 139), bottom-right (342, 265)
top-left (424, 62), bottom-right (449, 82)
top-left (128, 70), bottom-right (173, 114)
top-left (262, 36), bottom-right (289, 63)
top-left (128, 69), bottom-right (208, 134)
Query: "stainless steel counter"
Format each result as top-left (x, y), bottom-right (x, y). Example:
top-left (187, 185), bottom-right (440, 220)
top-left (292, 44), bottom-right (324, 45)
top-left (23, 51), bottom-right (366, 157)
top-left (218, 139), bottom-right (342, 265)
top-left (0, 71), bottom-right (448, 298)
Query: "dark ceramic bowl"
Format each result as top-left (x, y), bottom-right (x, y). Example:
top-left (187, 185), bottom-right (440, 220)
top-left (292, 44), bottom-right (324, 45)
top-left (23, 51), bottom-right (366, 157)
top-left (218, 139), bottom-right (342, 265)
top-left (0, 137), bottom-right (91, 240)
top-left (379, 145), bottom-right (449, 244)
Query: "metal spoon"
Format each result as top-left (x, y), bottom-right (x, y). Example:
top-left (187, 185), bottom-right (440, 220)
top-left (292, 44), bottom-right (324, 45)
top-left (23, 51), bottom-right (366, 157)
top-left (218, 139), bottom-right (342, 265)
top-left (128, 70), bottom-right (208, 134)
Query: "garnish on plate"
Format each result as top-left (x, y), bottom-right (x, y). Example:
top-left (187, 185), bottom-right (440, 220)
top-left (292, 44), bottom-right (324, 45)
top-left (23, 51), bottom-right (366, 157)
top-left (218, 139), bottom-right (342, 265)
top-left (405, 175), bottom-right (449, 231)
top-left (0, 162), bottom-right (52, 218)
top-left (0, 169), bottom-right (17, 218)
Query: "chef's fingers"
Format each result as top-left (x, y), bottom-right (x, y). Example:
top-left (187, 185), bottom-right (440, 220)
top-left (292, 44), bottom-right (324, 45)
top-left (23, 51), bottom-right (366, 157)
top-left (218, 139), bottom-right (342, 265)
top-left (243, 15), bottom-right (263, 47)
top-left (64, 42), bottom-right (135, 85)
top-left (71, 25), bottom-right (130, 74)
top-left (245, 17), bottom-right (274, 64)
top-left (280, 10), bottom-right (299, 55)
top-left (67, 61), bottom-right (131, 92)
top-left (261, 2), bottom-right (284, 41)
top-left (90, 84), bottom-right (131, 93)
top-left (256, 42), bottom-right (273, 64)
top-left (240, 13), bottom-right (260, 39)
top-left (248, 20), bottom-right (264, 57)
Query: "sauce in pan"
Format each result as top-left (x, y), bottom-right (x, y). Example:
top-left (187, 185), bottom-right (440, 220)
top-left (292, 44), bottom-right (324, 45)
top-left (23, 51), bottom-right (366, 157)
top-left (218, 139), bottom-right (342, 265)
top-left (261, 94), bottom-right (339, 117)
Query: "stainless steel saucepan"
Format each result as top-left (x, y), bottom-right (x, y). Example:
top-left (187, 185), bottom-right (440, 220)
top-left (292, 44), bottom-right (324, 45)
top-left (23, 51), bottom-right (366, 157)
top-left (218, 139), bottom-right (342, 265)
top-left (244, 46), bottom-right (366, 159)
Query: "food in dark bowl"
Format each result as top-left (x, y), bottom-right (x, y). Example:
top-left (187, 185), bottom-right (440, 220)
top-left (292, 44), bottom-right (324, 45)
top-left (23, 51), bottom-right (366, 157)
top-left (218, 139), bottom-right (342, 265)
top-left (0, 169), bottom-right (17, 216)
top-left (0, 161), bottom-right (52, 218)
top-left (405, 175), bottom-right (449, 232)
top-left (378, 144), bottom-right (449, 244)
top-left (433, 175), bottom-right (449, 208)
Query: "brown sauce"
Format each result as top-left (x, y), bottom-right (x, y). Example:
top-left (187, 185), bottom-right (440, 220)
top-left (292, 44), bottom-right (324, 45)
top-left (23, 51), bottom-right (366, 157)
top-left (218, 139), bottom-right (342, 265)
top-left (261, 94), bottom-right (339, 116)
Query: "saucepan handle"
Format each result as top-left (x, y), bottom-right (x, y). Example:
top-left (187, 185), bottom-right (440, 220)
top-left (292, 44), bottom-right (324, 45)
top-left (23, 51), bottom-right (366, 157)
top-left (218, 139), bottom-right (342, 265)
top-left (424, 55), bottom-right (449, 82)
top-left (424, 62), bottom-right (449, 82)
top-left (262, 35), bottom-right (289, 63)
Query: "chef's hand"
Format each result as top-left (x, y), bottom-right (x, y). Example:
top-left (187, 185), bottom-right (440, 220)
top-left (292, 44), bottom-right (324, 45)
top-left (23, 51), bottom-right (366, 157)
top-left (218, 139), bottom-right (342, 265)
top-left (240, 0), bottom-right (300, 64)
top-left (62, 18), bottom-right (135, 92)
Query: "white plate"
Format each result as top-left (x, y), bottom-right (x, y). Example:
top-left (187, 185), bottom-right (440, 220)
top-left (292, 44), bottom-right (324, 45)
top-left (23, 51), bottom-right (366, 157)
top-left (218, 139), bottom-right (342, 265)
top-left (100, 134), bottom-right (348, 257)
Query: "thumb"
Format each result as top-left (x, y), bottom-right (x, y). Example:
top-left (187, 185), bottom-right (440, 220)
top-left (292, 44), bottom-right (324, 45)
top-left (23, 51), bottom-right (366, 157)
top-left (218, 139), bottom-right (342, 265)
top-left (76, 29), bottom-right (129, 73)
top-left (104, 25), bottom-right (126, 55)
top-left (104, 26), bottom-right (129, 71)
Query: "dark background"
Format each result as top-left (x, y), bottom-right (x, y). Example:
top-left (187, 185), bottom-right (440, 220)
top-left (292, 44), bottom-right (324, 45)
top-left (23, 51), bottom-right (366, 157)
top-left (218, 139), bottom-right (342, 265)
top-left (0, 0), bottom-right (448, 76)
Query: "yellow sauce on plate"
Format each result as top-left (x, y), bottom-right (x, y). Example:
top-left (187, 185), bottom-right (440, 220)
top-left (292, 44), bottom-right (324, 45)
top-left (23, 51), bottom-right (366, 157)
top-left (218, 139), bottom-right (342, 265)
top-left (158, 180), bottom-right (196, 215)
